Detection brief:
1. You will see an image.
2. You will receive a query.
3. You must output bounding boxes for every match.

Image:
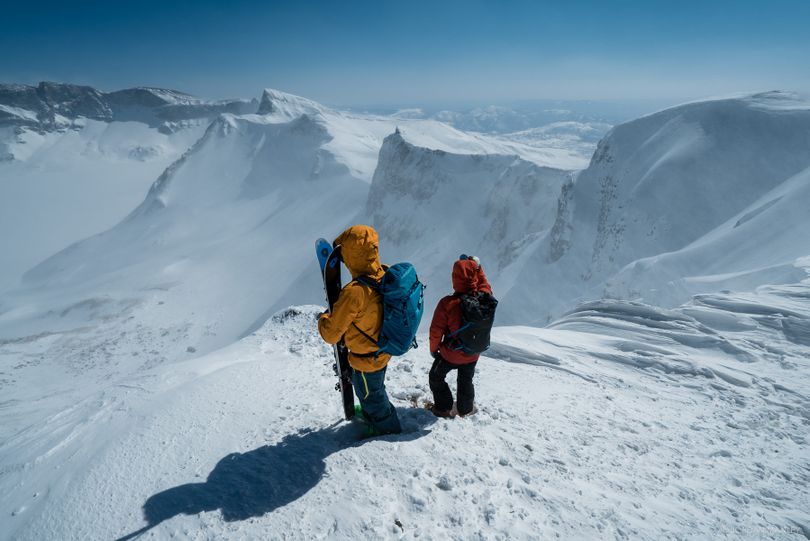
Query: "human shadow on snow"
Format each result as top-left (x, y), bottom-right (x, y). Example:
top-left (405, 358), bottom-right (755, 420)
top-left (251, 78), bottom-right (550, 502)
top-left (115, 409), bottom-right (436, 540)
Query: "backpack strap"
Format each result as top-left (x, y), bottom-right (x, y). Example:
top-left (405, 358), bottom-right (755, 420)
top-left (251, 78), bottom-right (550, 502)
top-left (352, 349), bottom-right (379, 358)
top-left (442, 293), bottom-right (474, 352)
top-left (447, 322), bottom-right (472, 338)
top-left (351, 325), bottom-right (380, 358)
top-left (355, 275), bottom-right (380, 290)
top-left (352, 279), bottom-right (380, 356)
top-left (350, 271), bottom-right (387, 357)
top-left (351, 277), bottom-right (380, 347)
top-left (352, 322), bottom-right (378, 346)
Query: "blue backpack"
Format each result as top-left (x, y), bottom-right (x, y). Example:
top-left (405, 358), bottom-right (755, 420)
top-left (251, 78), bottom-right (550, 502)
top-left (354, 263), bottom-right (424, 356)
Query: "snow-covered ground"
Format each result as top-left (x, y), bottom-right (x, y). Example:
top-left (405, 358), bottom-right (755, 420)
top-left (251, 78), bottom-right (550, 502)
top-left (3, 270), bottom-right (808, 539)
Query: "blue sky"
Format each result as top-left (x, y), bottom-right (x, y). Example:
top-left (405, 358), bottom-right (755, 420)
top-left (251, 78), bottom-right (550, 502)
top-left (3, 0), bottom-right (809, 106)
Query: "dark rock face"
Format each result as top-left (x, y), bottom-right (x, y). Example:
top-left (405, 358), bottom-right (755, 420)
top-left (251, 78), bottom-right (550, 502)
top-left (0, 82), bottom-right (112, 129)
top-left (256, 91), bottom-right (276, 115)
top-left (0, 84), bottom-right (43, 113)
top-left (156, 100), bottom-right (257, 122)
top-left (36, 81), bottom-right (112, 122)
top-left (106, 87), bottom-right (195, 109)
top-left (0, 82), bottom-right (258, 132)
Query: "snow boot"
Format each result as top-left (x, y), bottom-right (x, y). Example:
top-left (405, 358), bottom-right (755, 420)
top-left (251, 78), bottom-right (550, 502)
top-left (454, 402), bottom-right (478, 418)
top-left (430, 405), bottom-right (455, 419)
top-left (354, 404), bottom-right (370, 424)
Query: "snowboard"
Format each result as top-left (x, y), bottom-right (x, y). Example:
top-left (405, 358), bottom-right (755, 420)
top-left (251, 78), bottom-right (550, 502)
top-left (316, 238), bottom-right (355, 420)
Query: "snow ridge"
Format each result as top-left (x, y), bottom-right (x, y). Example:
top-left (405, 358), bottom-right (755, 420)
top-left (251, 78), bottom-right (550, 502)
top-left (0, 81), bottom-right (258, 136)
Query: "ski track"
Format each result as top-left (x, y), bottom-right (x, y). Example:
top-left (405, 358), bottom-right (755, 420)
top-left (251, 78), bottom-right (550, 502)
top-left (2, 294), bottom-right (809, 540)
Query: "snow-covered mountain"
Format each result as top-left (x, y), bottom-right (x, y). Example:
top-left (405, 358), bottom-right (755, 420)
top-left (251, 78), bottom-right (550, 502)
top-left (388, 102), bottom-right (621, 166)
top-left (499, 91), bottom-right (810, 324)
top-left (365, 91), bottom-right (810, 326)
top-left (1, 86), bottom-right (809, 540)
top-left (0, 82), bottom-right (256, 292)
top-left (6, 89), bottom-right (575, 357)
top-left (0, 85), bottom-right (605, 293)
top-left (0, 120), bottom-right (207, 290)
top-left (367, 130), bottom-right (572, 305)
top-left (5, 88), bottom-right (810, 350)
top-left (494, 120), bottom-right (612, 160)
top-left (0, 81), bottom-right (257, 136)
top-left (391, 100), bottom-right (647, 135)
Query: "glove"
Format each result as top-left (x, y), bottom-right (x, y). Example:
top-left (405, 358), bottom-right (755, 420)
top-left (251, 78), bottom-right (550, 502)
top-left (431, 350), bottom-right (442, 361)
top-left (316, 310), bottom-right (328, 322)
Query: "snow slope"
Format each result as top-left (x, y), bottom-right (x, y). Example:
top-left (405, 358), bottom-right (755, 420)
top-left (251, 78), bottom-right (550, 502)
top-left (0, 82), bottom-right (261, 292)
top-left (606, 164), bottom-right (810, 306)
top-left (3, 268), bottom-right (809, 540)
top-left (0, 120), bottom-right (206, 292)
top-left (496, 91), bottom-right (810, 324)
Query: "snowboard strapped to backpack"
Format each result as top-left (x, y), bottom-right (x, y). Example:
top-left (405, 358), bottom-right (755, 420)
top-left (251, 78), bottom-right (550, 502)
top-left (353, 262), bottom-right (424, 357)
top-left (447, 291), bottom-right (498, 354)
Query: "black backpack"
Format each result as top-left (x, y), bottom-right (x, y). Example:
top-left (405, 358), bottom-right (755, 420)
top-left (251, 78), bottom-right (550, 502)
top-left (446, 291), bottom-right (498, 354)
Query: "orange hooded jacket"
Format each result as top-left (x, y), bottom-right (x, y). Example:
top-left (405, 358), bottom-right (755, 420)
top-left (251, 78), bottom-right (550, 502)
top-left (429, 258), bottom-right (493, 365)
top-left (317, 225), bottom-right (391, 372)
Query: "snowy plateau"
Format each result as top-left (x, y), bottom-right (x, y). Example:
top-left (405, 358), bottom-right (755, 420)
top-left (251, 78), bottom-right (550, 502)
top-left (0, 83), bottom-right (809, 540)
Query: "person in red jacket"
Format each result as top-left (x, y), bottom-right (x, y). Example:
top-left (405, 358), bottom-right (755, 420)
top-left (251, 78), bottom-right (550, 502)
top-left (428, 255), bottom-right (492, 418)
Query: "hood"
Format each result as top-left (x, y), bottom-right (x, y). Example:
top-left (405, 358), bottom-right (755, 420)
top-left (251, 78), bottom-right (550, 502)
top-left (452, 259), bottom-right (482, 293)
top-left (334, 225), bottom-right (384, 280)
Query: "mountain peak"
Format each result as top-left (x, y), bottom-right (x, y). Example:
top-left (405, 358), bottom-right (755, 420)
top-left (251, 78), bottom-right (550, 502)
top-left (257, 88), bottom-right (327, 118)
top-left (743, 90), bottom-right (810, 111)
top-left (105, 87), bottom-right (201, 108)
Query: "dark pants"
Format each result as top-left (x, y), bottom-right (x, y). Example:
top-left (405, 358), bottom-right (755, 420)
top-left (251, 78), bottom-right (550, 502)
top-left (352, 366), bottom-right (401, 434)
top-left (429, 357), bottom-right (477, 415)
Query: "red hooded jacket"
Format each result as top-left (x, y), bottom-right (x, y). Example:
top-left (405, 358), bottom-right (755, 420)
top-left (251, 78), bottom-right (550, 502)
top-left (429, 259), bottom-right (493, 365)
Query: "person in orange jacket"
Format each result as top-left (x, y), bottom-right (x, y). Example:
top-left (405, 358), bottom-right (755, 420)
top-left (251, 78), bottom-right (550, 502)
top-left (318, 225), bottom-right (401, 435)
top-left (428, 255), bottom-right (492, 417)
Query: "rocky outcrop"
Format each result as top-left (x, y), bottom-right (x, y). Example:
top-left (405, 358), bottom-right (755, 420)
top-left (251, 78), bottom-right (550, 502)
top-left (0, 82), bottom-right (258, 134)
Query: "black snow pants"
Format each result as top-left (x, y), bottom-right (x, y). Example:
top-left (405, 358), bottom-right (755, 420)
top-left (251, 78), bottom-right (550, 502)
top-left (429, 356), bottom-right (477, 415)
